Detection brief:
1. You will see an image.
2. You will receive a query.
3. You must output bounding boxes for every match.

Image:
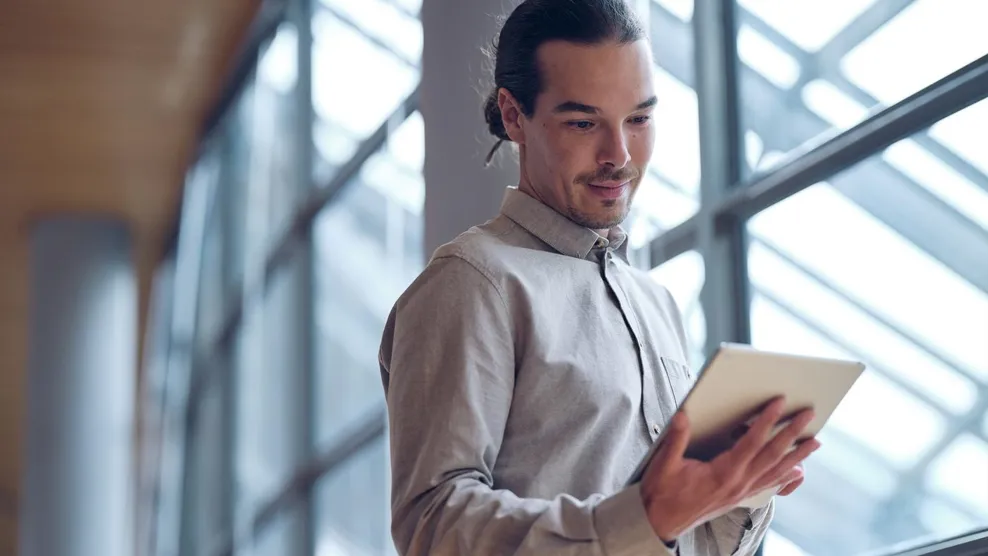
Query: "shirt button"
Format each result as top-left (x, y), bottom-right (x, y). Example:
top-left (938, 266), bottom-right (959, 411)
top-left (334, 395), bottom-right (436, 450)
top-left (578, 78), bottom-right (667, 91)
top-left (653, 424), bottom-right (661, 434)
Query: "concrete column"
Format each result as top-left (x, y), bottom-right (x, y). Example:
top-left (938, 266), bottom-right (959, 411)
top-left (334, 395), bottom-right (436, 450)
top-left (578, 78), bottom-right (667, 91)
top-left (421, 0), bottom-right (520, 255)
top-left (23, 219), bottom-right (135, 556)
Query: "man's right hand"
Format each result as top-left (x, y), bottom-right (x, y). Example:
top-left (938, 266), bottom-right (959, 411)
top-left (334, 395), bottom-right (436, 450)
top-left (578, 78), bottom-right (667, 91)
top-left (639, 397), bottom-right (820, 542)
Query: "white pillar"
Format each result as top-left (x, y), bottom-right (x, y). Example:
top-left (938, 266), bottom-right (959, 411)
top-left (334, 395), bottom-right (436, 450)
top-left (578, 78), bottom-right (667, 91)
top-left (23, 219), bottom-right (135, 556)
top-left (421, 0), bottom-right (520, 255)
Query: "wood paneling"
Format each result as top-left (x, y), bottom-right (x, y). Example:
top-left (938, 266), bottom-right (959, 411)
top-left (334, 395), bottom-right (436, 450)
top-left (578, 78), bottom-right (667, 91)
top-left (0, 0), bottom-right (259, 550)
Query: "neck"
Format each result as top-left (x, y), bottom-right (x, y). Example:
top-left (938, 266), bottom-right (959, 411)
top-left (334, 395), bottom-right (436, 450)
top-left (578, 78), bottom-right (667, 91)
top-left (517, 149), bottom-right (611, 238)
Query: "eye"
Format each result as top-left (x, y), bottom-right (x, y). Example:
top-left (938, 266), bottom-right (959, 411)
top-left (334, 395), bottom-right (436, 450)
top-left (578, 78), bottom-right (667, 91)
top-left (567, 120), bottom-right (595, 131)
top-left (629, 115), bottom-right (651, 125)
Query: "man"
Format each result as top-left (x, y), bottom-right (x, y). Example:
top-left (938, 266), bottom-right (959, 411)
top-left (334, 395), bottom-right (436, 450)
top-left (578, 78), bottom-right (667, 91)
top-left (379, 1), bottom-right (819, 554)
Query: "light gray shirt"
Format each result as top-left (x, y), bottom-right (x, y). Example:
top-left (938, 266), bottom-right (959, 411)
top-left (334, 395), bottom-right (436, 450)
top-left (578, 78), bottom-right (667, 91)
top-left (380, 187), bottom-right (772, 555)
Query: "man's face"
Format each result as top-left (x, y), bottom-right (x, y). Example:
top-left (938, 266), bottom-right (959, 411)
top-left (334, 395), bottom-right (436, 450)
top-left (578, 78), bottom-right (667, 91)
top-left (500, 39), bottom-right (656, 232)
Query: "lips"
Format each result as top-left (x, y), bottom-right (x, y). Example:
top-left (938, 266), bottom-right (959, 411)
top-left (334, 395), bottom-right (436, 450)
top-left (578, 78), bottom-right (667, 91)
top-left (587, 181), bottom-right (630, 199)
top-left (588, 180), bottom-right (630, 189)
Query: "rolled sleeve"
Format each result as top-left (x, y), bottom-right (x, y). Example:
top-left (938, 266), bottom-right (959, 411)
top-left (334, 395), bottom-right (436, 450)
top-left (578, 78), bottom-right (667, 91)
top-left (596, 484), bottom-right (678, 556)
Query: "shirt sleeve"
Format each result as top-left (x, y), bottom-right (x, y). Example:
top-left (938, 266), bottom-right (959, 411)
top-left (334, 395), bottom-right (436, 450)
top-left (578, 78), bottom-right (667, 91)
top-left (380, 255), bottom-right (676, 556)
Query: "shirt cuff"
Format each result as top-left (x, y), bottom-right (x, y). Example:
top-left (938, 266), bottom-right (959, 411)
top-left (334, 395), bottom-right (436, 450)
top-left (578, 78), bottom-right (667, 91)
top-left (594, 483), bottom-right (677, 556)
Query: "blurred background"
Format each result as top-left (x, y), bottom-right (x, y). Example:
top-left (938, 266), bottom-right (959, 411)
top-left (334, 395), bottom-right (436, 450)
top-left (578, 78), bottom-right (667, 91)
top-left (2, 0), bottom-right (986, 555)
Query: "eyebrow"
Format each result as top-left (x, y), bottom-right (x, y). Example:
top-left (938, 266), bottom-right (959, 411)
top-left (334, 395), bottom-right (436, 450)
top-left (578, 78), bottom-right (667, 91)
top-left (552, 95), bottom-right (658, 114)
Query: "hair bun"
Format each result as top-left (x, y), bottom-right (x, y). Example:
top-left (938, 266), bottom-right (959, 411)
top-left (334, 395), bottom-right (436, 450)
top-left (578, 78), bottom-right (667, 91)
top-left (483, 90), bottom-right (511, 141)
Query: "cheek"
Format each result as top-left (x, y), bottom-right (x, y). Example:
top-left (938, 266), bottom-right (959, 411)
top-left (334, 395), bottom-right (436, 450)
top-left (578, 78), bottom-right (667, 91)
top-left (629, 127), bottom-right (656, 167)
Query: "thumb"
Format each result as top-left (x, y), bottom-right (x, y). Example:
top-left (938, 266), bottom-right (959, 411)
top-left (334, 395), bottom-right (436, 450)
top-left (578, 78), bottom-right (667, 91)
top-left (648, 411), bottom-right (691, 478)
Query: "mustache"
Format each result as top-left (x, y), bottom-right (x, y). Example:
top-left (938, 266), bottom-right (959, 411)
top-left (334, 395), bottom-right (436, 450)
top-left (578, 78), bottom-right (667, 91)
top-left (576, 167), bottom-right (640, 185)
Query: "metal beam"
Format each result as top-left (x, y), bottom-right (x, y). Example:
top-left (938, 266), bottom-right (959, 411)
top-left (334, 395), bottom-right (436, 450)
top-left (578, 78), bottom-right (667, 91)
top-left (692, 0), bottom-right (750, 355)
top-left (317, 4), bottom-right (419, 68)
top-left (885, 530), bottom-right (988, 556)
top-left (716, 53), bottom-right (988, 220)
top-left (816, 0), bottom-right (916, 71)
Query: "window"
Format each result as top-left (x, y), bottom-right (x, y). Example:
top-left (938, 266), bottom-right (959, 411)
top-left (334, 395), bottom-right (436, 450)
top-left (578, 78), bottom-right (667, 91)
top-left (312, 2), bottom-right (421, 180)
top-left (748, 146), bottom-right (988, 554)
top-left (315, 435), bottom-right (393, 556)
top-left (736, 0), bottom-right (988, 170)
top-left (313, 112), bottom-right (424, 446)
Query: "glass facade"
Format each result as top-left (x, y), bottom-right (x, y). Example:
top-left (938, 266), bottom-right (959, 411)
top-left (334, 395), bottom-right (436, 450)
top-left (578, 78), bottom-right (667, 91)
top-left (139, 1), bottom-right (988, 556)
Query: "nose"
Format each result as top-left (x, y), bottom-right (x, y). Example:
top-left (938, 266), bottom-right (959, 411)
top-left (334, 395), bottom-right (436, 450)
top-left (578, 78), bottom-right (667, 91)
top-left (597, 127), bottom-right (631, 169)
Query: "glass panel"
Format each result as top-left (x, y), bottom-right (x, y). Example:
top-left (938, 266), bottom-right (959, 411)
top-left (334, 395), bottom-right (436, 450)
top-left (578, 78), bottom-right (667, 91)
top-left (181, 374), bottom-right (232, 556)
top-left (841, 0), bottom-right (988, 106)
top-left (652, 0), bottom-right (693, 22)
top-left (738, 0), bottom-right (877, 52)
top-left (737, 24), bottom-right (801, 89)
top-left (749, 160), bottom-right (988, 553)
top-left (234, 262), bottom-right (310, 522)
top-left (926, 434), bottom-right (988, 520)
top-left (253, 503), bottom-right (306, 556)
top-left (763, 530), bottom-right (811, 556)
top-left (319, 0), bottom-right (422, 63)
top-left (738, 0), bottom-right (988, 166)
top-left (312, 6), bottom-right (421, 180)
top-left (648, 250), bottom-right (705, 368)
top-left (930, 97), bottom-right (988, 176)
top-left (882, 135), bottom-right (988, 232)
top-left (315, 434), bottom-right (394, 556)
top-left (314, 113), bottom-right (424, 446)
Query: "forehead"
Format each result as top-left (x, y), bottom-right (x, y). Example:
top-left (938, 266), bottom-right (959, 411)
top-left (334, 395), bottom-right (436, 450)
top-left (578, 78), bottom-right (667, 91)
top-left (535, 39), bottom-right (654, 112)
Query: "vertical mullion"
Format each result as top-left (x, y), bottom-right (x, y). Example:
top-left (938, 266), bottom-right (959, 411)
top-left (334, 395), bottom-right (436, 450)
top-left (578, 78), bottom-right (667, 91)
top-left (291, 0), bottom-right (317, 552)
top-left (693, 0), bottom-right (750, 358)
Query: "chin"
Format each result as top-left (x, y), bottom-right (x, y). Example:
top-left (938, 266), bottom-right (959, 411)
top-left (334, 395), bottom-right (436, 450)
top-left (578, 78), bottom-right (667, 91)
top-left (568, 204), bottom-right (630, 230)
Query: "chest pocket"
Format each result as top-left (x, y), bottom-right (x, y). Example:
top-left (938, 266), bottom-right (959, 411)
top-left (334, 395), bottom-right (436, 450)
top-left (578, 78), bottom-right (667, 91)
top-left (659, 356), bottom-right (694, 409)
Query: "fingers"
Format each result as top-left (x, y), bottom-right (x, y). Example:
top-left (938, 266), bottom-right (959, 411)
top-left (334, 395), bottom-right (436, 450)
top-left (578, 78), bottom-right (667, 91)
top-left (647, 411), bottom-right (691, 479)
top-left (728, 397), bottom-right (787, 463)
top-left (755, 438), bottom-right (820, 492)
top-left (778, 475), bottom-right (804, 496)
top-left (748, 407), bottom-right (816, 475)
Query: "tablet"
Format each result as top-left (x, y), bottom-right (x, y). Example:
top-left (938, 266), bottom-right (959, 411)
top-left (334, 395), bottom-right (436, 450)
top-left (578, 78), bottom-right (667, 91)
top-left (626, 342), bottom-right (865, 507)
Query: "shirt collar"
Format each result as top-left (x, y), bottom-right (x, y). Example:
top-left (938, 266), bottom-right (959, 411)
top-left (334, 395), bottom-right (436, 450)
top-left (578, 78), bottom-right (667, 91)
top-left (499, 187), bottom-right (629, 260)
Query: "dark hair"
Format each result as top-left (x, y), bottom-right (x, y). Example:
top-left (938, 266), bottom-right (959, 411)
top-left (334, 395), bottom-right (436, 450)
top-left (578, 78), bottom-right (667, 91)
top-left (483, 0), bottom-right (646, 164)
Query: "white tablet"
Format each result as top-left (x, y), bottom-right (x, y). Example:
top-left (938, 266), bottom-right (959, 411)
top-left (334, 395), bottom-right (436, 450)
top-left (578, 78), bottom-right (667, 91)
top-left (626, 342), bottom-right (865, 507)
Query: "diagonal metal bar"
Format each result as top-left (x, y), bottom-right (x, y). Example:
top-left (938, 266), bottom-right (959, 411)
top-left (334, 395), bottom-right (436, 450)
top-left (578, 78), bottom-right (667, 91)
top-left (752, 236), bottom-right (987, 404)
top-left (815, 0), bottom-right (917, 71)
top-left (317, 4), bottom-right (419, 68)
top-left (714, 52), bottom-right (988, 220)
top-left (882, 529), bottom-right (988, 556)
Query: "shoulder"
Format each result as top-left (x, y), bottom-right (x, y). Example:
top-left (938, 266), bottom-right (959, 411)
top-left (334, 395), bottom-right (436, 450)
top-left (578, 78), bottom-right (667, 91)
top-left (427, 215), bottom-right (527, 286)
top-left (395, 217), bottom-right (519, 311)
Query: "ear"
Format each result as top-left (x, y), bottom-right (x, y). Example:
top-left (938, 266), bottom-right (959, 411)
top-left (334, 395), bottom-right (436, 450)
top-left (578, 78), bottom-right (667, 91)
top-left (497, 88), bottom-right (527, 145)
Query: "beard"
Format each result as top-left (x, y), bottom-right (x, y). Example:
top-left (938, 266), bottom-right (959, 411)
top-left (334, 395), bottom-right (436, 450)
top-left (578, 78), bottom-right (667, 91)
top-left (566, 166), bottom-right (641, 229)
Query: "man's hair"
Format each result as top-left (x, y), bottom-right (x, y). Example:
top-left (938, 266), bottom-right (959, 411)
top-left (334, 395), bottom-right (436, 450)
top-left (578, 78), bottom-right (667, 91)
top-left (483, 0), bottom-right (647, 164)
